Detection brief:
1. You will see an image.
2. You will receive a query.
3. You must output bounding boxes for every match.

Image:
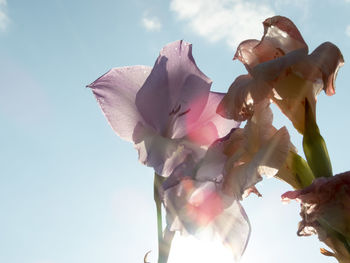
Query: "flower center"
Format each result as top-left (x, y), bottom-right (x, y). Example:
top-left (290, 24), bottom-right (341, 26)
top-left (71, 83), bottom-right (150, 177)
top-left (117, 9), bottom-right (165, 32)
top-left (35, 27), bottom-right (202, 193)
top-left (165, 104), bottom-right (191, 137)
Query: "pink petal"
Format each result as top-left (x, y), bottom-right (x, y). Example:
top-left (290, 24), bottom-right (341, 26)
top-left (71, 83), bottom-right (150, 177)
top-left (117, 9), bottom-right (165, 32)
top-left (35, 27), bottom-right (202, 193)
top-left (224, 127), bottom-right (290, 198)
top-left (271, 64), bottom-right (322, 133)
top-left (308, 42), bottom-right (344, 96)
top-left (251, 48), bottom-right (308, 81)
top-left (235, 16), bottom-right (307, 72)
top-left (173, 91), bottom-right (239, 145)
top-left (234, 39), bottom-right (261, 72)
top-left (216, 74), bottom-right (271, 121)
top-left (135, 40), bottom-right (212, 136)
top-left (255, 126), bottom-right (291, 178)
top-left (261, 15), bottom-right (308, 54)
top-left (88, 66), bottom-right (151, 142)
top-left (244, 99), bottom-right (276, 149)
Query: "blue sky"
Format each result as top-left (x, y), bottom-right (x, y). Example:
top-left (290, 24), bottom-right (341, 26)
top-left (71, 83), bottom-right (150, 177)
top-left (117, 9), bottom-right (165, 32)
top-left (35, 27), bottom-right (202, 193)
top-left (1, 0), bottom-right (350, 262)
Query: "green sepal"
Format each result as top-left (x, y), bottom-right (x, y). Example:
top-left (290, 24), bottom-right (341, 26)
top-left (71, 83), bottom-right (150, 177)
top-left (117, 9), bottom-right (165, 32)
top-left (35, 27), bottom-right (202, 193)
top-left (302, 99), bottom-right (332, 178)
top-left (291, 151), bottom-right (315, 188)
top-left (276, 151), bottom-right (315, 189)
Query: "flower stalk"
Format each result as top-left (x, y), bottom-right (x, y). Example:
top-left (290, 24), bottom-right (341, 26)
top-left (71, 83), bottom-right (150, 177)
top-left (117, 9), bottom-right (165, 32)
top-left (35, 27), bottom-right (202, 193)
top-left (154, 173), bottom-right (174, 263)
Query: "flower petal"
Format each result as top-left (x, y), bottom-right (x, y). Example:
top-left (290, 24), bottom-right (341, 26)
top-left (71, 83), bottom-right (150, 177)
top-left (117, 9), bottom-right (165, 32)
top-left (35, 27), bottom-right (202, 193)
top-left (212, 199), bottom-right (251, 261)
top-left (308, 42), bottom-right (344, 96)
top-left (251, 48), bottom-right (308, 82)
top-left (218, 47), bottom-right (307, 123)
top-left (282, 173), bottom-right (350, 262)
top-left (234, 39), bottom-right (261, 72)
top-left (173, 91), bottom-right (239, 146)
top-left (261, 15), bottom-right (308, 54)
top-left (164, 180), bottom-right (222, 234)
top-left (195, 137), bottom-right (228, 182)
top-left (162, 155), bottom-right (197, 191)
top-left (133, 123), bottom-right (204, 177)
top-left (243, 100), bottom-right (276, 153)
top-left (224, 127), bottom-right (290, 198)
top-left (272, 70), bottom-right (323, 133)
top-left (164, 179), bottom-right (250, 261)
top-left (235, 16), bottom-right (307, 72)
top-left (254, 126), bottom-right (290, 178)
top-left (282, 173), bottom-right (350, 238)
top-left (88, 66), bottom-right (151, 142)
top-left (135, 40), bottom-right (212, 135)
top-left (216, 74), bottom-right (271, 121)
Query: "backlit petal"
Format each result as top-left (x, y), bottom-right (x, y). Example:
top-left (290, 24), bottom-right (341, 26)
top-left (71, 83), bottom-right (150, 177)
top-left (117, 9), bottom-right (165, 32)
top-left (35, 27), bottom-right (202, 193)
top-left (216, 74), bottom-right (271, 121)
top-left (213, 199), bottom-right (251, 261)
top-left (235, 16), bottom-right (307, 72)
top-left (135, 40), bottom-right (211, 135)
top-left (224, 127), bottom-right (290, 198)
top-left (261, 15), bottom-right (308, 55)
top-left (88, 66), bottom-right (151, 142)
top-left (133, 123), bottom-right (204, 177)
top-left (174, 91), bottom-right (239, 145)
top-left (308, 42), bottom-right (344, 96)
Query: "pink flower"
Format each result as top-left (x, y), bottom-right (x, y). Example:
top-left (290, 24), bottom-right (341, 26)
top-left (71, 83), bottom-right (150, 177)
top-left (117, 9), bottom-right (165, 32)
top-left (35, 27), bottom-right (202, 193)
top-left (88, 40), bottom-right (237, 177)
top-left (282, 172), bottom-right (350, 261)
top-left (217, 16), bottom-right (344, 134)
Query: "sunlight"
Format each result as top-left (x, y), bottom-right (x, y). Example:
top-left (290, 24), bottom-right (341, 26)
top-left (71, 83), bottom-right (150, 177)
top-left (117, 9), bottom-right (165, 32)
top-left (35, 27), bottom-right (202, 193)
top-left (167, 233), bottom-right (235, 263)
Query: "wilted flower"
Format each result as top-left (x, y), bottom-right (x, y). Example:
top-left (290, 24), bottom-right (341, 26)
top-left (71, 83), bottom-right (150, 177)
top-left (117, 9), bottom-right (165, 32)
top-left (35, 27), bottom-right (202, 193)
top-left (163, 100), bottom-right (290, 260)
top-left (282, 172), bottom-right (350, 262)
top-left (217, 15), bottom-right (344, 133)
top-left (88, 40), bottom-right (237, 177)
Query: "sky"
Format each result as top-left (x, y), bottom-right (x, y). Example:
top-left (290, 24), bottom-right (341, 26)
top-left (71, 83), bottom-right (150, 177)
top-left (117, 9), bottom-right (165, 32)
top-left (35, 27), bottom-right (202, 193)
top-left (1, 0), bottom-right (350, 262)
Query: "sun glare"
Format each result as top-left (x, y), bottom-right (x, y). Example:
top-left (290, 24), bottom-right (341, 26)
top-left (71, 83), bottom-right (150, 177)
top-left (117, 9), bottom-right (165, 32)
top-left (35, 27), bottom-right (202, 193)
top-left (167, 233), bottom-right (235, 263)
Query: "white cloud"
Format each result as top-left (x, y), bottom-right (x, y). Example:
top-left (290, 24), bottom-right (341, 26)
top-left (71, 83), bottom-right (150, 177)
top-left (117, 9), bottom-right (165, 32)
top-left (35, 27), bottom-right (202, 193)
top-left (0, 0), bottom-right (9, 32)
top-left (346, 25), bottom-right (350, 37)
top-left (274, 0), bottom-right (309, 8)
top-left (141, 15), bottom-right (162, 32)
top-left (273, 0), bottom-right (310, 21)
top-left (170, 0), bottom-right (275, 48)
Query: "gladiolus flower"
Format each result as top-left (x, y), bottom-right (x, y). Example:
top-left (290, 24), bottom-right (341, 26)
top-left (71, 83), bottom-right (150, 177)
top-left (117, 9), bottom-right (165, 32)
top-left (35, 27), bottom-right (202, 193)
top-left (88, 40), bottom-right (237, 177)
top-left (282, 172), bottom-right (350, 262)
top-left (217, 16), bottom-right (344, 134)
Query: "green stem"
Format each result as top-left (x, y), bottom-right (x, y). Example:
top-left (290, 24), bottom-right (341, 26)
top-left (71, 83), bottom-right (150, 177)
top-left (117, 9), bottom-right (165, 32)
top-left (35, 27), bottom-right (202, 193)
top-left (302, 99), bottom-right (333, 178)
top-left (154, 173), bottom-right (174, 263)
